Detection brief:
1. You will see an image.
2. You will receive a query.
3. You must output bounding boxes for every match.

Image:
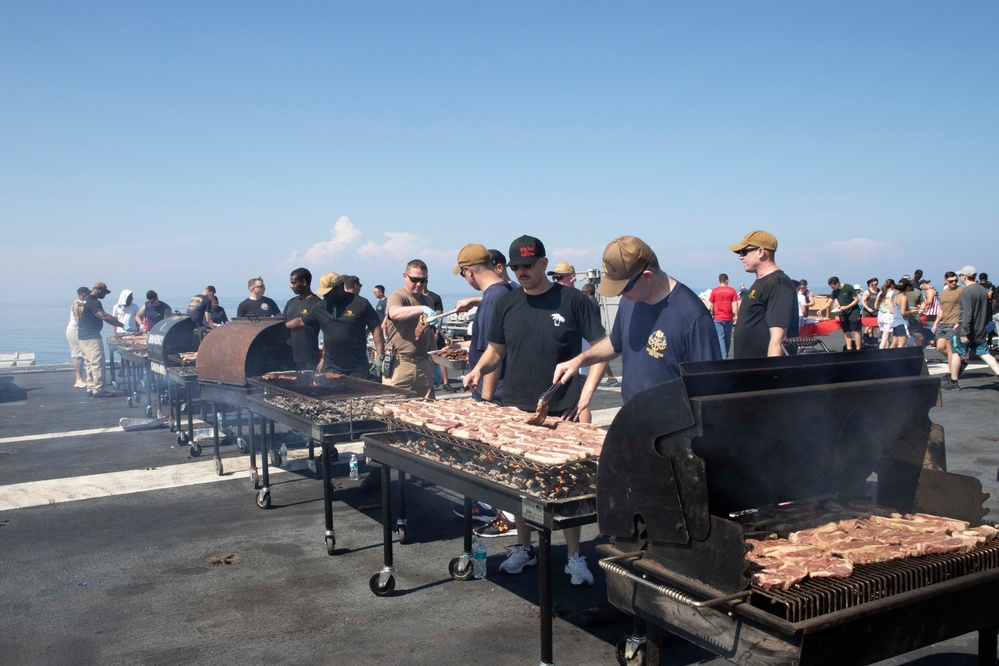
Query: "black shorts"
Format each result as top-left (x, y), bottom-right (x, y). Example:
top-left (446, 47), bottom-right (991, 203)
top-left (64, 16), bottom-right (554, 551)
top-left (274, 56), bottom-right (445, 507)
top-left (840, 311), bottom-right (862, 333)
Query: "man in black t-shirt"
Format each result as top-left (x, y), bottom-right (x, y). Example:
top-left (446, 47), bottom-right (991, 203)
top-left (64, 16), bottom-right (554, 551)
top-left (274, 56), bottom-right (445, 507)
top-left (826, 277), bottom-right (861, 350)
top-left (729, 230), bottom-right (799, 358)
top-left (287, 272), bottom-right (384, 378)
top-left (463, 235), bottom-right (606, 587)
top-left (237, 276), bottom-right (280, 318)
top-left (136, 290), bottom-right (172, 332)
top-left (283, 268), bottom-right (322, 371)
top-left (76, 281), bottom-right (124, 396)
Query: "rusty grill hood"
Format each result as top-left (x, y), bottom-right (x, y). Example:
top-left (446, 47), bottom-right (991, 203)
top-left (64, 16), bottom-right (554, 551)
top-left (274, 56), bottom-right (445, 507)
top-left (147, 316), bottom-right (200, 365)
top-left (196, 319), bottom-right (294, 385)
top-left (597, 347), bottom-right (988, 591)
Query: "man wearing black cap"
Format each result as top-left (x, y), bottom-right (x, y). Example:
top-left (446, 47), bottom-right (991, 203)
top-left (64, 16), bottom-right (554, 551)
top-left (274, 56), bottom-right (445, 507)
top-left (136, 291), bottom-right (172, 332)
top-left (75, 282), bottom-right (124, 397)
top-left (463, 235), bottom-right (606, 586)
top-left (729, 230), bottom-right (799, 358)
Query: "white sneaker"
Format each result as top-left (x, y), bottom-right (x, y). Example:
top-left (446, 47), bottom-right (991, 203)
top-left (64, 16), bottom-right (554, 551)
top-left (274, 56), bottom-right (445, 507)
top-left (74, 380), bottom-right (87, 388)
top-left (565, 552), bottom-right (594, 586)
top-left (499, 545), bottom-right (537, 574)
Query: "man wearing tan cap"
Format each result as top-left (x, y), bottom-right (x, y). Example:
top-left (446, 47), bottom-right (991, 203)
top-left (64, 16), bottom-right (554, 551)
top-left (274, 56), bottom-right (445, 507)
top-left (552, 235), bottom-right (718, 627)
top-left (75, 282), bottom-right (124, 397)
top-left (728, 230), bottom-right (799, 358)
top-left (553, 236), bottom-right (718, 404)
top-left (287, 271), bottom-right (384, 378)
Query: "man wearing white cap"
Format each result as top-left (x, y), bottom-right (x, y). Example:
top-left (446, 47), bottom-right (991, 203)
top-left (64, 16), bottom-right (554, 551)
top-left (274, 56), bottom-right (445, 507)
top-left (728, 230), bottom-right (799, 358)
top-left (942, 266), bottom-right (999, 390)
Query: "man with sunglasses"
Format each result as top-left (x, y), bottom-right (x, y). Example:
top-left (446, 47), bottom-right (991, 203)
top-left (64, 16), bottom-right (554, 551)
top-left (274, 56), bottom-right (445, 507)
top-left (382, 259), bottom-right (438, 399)
top-left (463, 235), bottom-right (606, 585)
top-left (729, 230), bottom-right (799, 358)
top-left (550, 235), bottom-right (718, 627)
top-left (237, 276), bottom-right (280, 318)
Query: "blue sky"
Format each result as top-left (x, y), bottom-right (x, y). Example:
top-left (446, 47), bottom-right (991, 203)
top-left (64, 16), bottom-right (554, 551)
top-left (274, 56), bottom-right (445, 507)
top-left (2, 2), bottom-right (996, 305)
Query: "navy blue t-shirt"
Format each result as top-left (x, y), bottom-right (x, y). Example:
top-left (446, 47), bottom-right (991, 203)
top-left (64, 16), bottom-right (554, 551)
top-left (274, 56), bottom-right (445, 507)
top-left (469, 280), bottom-right (514, 403)
top-left (186, 294), bottom-right (212, 328)
top-left (610, 281), bottom-right (720, 402)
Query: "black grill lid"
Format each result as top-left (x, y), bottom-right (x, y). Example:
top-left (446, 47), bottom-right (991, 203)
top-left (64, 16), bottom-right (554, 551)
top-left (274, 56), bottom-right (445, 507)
top-left (147, 316), bottom-right (200, 365)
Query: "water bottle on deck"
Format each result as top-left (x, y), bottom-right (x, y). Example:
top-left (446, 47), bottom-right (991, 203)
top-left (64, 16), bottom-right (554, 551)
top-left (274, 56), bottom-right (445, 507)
top-left (349, 454), bottom-right (359, 481)
top-left (473, 537), bottom-right (487, 579)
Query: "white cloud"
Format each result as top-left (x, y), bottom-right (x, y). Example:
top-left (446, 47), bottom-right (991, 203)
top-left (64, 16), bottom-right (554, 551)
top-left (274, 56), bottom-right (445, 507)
top-left (287, 216), bottom-right (365, 264)
top-left (783, 237), bottom-right (903, 266)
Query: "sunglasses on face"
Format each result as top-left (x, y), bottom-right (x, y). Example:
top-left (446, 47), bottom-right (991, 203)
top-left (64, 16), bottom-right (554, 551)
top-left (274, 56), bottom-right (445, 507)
top-left (406, 274), bottom-right (427, 284)
top-left (736, 247), bottom-right (759, 257)
top-left (459, 266), bottom-right (470, 278)
top-left (622, 266), bottom-right (648, 294)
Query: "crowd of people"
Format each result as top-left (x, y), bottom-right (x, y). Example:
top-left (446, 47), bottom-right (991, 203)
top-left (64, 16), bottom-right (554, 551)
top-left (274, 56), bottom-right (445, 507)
top-left (65, 230), bottom-right (999, 619)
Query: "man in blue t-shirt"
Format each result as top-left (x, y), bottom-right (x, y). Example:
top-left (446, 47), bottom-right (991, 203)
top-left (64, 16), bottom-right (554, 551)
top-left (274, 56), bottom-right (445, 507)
top-left (186, 285), bottom-right (217, 335)
top-left (454, 243), bottom-right (514, 403)
top-left (553, 236), bottom-right (720, 403)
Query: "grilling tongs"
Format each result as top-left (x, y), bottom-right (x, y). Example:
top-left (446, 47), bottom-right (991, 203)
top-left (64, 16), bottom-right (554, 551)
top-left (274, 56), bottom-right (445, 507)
top-left (526, 382), bottom-right (561, 426)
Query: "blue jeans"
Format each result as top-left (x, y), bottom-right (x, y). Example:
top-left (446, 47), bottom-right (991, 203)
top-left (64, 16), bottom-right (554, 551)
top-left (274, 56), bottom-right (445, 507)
top-left (714, 320), bottom-right (733, 359)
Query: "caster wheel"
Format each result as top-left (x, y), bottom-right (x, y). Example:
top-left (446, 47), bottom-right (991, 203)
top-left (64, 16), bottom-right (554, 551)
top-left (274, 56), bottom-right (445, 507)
top-left (177, 432), bottom-right (188, 445)
top-left (449, 557), bottom-right (474, 581)
top-left (250, 470), bottom-right (260, 489)
top-left (256, 490), bottom-right (271, 509)
top-left (214, 459), bottom-right (223, 476)
top-left (615, 638), bottom-right (645, 666)
top-left (397, 524), bottom-right (408, 544)
top-left (144, 405), bottom-right (153, 418)
top-left (190, 442), bottom-right (202, 457)
top-left (235, 437), bottom-right (247, 454)
top-left (133, 392), bottom-right (140, 403)
top-left (369, 573), bottom-right (395, 597)
top-left (326, 536), bottom-right (336, 556)
top-left (270, 450), bottom-right (282, 467)
top-left (126, 397), bottom-right (133, 408)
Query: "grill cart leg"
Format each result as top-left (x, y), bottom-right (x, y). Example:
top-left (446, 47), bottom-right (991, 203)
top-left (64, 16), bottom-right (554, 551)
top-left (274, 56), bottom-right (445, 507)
top-left (234, 407), bottom-right (247, 454)
top-left (448, 497), bottom-right (474, 581)
top-left (255, 419), bottom-right (272, 509)
top-left (979, 625), bottom-right (998, 666)
top-left (248, 412), bottom-right (259, 489)
top-left (145, 364), bottom-right (153, 416)
top-left (369, 464), bottom-right (396, 596)
top-left (211, 403), bottom-right (223, 476)
top-left (615, 617), bottom-right (646, 666)
top-left (539, 528), bottom-right (554, 666)
top-left (185, 384), bottom-right (195, 449)
top-left (307, 438), bottom-right (320, 477)
top-left (322, 437), bottom-right (336, 555)
top-left (396, 470), bottom-right (408, 544)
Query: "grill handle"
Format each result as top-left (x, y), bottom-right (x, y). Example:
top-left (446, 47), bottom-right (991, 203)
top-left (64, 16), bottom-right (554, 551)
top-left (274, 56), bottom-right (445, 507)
top-left (599, 552), bottom-right (751, 609)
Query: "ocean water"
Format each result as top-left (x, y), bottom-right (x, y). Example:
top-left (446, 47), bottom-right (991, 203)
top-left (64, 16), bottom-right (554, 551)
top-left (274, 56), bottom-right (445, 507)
top-left (0, 293), bottom-right (477, 366)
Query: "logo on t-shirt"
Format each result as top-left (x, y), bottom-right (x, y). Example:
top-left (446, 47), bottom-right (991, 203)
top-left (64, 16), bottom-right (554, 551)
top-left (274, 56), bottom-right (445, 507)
top-left (261, 303), bottom-right (270, 311)
top-left (748, 289), bottom-right (757, 300)
top-left (646, 330), bottom-right (667, 359)
top-left (551, 313), bottom-right (565, 327)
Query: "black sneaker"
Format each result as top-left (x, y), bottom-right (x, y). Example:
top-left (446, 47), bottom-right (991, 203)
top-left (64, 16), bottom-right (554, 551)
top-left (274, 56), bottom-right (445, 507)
top-left (940, 378), bottom-right (960, 391)
top-left (452, 501), bottom-right (496, 524)
top-left (474, 513), bottom-right (517, 538)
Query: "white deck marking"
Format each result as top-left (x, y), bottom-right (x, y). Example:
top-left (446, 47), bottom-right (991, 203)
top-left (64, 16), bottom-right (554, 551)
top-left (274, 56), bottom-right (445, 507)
top-left (0, 442), bottom-right (364, 512)
top-left (0, 427), bottom-right (121, 445)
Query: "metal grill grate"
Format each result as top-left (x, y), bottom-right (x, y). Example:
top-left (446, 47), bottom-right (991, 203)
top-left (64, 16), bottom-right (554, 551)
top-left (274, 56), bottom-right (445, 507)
top-left (753, 539), bottom-right (999, 623)
top-left (377, 429), bottom-right (597, 500)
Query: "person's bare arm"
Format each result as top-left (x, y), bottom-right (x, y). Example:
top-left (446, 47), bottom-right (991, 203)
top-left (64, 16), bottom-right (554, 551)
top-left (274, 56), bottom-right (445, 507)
top-left (370, 323), bottom-right (385, 355)
top-left (767, 327), bottom-right (787, 356)
top-left (462, 343), bottom-right (506, 392)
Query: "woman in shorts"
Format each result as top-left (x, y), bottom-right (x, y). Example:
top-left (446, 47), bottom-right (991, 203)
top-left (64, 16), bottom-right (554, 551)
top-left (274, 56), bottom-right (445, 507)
top-left (890, 279), bottom-right (913, 348)
top-left (875, 278), bottom-right (897, 349)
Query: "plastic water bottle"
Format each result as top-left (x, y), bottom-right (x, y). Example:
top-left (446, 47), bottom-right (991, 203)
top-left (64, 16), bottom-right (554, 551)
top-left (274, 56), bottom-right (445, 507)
top-left (349, 454), bottom-right (359, 481)
top-left (279, 442), bottom-right (288, 459)
top-left (472, 537), bottom-right (487, 579)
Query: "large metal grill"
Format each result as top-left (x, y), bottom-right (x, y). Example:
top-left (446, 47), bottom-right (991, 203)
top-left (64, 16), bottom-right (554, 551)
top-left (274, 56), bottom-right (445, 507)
top-left (597, 346), bottom-right (999, 665)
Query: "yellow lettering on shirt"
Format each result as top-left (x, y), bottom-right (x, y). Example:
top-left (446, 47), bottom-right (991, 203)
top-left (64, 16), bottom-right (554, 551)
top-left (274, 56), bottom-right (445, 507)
top-left (646, 330), bottom-right (667, 359)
